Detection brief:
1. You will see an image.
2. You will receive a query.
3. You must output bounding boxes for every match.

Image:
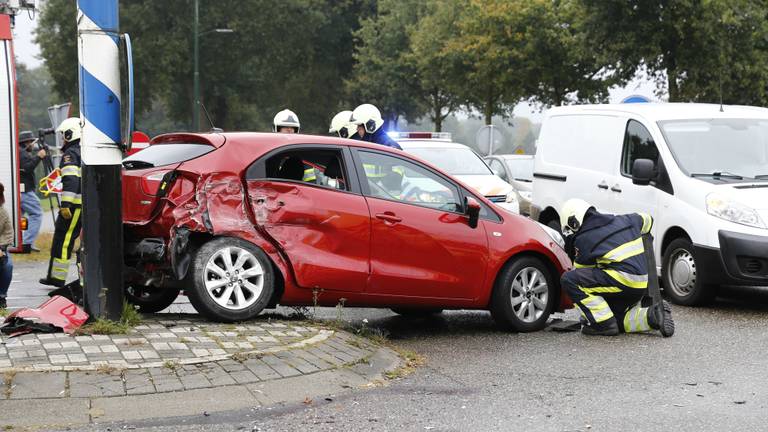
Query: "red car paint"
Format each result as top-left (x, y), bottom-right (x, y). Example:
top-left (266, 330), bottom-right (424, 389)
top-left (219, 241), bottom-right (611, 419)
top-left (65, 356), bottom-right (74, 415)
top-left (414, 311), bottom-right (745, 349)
top-left (122, 133), bottom-right (572, 316)
top-left (5, 296), bottom-right (89, 334)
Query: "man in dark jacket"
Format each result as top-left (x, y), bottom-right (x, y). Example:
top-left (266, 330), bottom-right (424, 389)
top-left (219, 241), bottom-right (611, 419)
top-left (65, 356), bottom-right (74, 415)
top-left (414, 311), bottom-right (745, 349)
top-left (40, 118), bottom-right (82, 288)
top-left (559, 198), bottom-right (674, 337)
top-left (18, 131), bottom-right (46, 253)
top-left (349, 103), bottom-right (402, 149)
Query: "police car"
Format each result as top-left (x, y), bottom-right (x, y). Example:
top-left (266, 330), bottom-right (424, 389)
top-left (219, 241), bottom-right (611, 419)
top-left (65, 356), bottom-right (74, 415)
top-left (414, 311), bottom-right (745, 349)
top-left (390, 132), bottom-right (520, 214)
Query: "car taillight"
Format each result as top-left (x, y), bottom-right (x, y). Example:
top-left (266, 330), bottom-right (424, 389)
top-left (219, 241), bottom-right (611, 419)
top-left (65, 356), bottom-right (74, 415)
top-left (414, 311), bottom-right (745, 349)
top-left (141, 170), bottom-right (171, 195)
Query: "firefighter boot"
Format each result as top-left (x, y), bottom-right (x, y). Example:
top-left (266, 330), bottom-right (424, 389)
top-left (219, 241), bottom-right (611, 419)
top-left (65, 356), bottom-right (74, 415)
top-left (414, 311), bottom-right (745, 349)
top-left (581, 317), bottom-right (620, 336)
top-left (648, 300), bottom-right (675, 337)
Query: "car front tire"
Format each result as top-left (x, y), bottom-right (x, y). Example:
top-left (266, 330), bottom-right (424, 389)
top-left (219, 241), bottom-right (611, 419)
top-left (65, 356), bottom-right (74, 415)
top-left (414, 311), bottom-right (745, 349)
top-left (662, 238), bottom-right (716, 306)
top-left (490, 256), bottom-right (556, 332)
top-left (187, 237), bottom-right (275, 322)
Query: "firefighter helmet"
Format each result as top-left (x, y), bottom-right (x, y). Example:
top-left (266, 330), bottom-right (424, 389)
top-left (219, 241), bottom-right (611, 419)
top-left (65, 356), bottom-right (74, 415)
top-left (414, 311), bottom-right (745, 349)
top-left (273, 109), bottom-right (300, 133)
top-left (329, 110), bottom-right (354, 138)
top-left (56, 117), bottom-right (82, 142)
top-left (560, 198), bottom-right (594, 236)
top-left (350, 103), bottom-right (384, 134)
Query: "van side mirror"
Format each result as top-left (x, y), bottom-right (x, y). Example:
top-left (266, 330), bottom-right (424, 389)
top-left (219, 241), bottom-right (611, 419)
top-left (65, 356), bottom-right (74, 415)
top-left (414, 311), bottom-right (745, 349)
top-left (465, 196), bottom-right (481, 229)
top-left (632, 159), bottom-right (654, 186)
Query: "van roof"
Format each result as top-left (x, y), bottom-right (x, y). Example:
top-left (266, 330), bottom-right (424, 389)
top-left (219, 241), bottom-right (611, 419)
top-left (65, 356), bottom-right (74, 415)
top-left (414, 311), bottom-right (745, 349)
top-left (546, 103), bottom-right (768, 122)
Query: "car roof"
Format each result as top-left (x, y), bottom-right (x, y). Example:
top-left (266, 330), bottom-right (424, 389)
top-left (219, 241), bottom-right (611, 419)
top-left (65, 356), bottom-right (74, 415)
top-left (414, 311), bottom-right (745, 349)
top-left (152, 132), bottom-right (409, 152)
top-left (546, 103), bottom-right (768, 122)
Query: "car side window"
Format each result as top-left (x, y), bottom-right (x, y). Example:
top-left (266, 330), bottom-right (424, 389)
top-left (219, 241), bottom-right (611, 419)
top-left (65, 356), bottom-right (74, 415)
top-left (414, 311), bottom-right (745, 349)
top-left (358, 151), bottom-right (462, 213)
top-left (488, 159), bottom-right (508, 181)
top-left (264, 149), bottom-right (349, 191)
top-left (621, 120), bottom-right (660, 176)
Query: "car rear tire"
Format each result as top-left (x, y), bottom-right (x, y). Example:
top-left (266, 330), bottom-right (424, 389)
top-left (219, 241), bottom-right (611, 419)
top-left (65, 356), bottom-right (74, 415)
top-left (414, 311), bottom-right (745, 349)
top-left (390, 308), bottom-right (443, 317)
top-left (187, 237), bottom-right (275, 322)
top-left (662, 238), bottom-right (717, 306)
top-left (125, 285), bottom-right (180, 314)
top-left (491, 256), bottom-right (556, 332)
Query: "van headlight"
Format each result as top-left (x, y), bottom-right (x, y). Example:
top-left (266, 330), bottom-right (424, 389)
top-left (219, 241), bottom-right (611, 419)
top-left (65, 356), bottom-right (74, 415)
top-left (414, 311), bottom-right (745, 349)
top-left (539, 222), bottom-right (566, 250)
top-left (706, 193), bottom-right (766, 229)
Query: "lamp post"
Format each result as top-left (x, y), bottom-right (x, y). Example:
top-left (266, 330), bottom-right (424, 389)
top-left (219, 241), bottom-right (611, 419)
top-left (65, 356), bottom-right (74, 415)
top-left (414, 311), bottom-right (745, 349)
top-left (192, 0), bottom-right (233, 131)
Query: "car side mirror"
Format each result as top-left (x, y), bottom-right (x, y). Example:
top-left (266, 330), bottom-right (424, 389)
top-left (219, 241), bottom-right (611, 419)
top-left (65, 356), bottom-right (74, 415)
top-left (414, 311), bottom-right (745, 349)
top-left (632, 159), bottom-right (654, 186)
top-left (465, 196), bottom-right (481, 229)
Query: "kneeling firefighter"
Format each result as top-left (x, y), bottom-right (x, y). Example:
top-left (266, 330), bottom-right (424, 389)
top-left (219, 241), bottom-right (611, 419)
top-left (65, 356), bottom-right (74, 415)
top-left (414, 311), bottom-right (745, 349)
top-left (559, 199), bottom-right (674, 337)
top-left (39, 118), bottom-right (83, 289)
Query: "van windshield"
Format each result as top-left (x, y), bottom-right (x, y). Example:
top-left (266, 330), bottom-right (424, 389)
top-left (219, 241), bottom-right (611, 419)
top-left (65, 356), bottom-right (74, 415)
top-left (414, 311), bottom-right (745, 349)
top-left (659, 119), bottom-right (768, 179)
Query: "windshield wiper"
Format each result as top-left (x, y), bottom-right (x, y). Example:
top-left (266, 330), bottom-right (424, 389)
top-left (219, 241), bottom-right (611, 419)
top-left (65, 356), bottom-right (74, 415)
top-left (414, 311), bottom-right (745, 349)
top-left (691, 171), bottom-right (744, 180)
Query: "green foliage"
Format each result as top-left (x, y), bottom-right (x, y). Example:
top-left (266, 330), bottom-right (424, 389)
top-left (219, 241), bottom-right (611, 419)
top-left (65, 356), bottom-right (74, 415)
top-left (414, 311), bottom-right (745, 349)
top-left (580, 0), bottom-right (768, 105)
top-left (16, 64), bottom-right (55, 131)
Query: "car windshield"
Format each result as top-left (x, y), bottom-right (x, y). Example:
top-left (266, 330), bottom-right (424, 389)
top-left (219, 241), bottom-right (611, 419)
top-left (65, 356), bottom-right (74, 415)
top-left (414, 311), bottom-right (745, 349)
top-left (407, 146), bottom-right (493, 175)
top-left (504, 158), bottom-right (534, 181)
top-left (659, 118), bottom-right (768, 179)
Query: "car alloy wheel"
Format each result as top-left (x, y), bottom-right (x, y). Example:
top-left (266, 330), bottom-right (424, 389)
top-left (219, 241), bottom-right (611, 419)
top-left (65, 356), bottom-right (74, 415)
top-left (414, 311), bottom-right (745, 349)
top-left (187, 237), bottom-right (275, 322)
top-left (491, 256), bottom-right (556, 332)
top-left (509, 266), bottom-right (549, 323)
top-left (204, 246), bottom-right (264, 311)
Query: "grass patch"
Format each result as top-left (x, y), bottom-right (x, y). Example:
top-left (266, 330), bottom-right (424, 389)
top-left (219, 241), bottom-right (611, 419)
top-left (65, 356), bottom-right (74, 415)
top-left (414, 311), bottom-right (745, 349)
top-left (0, 308), bottom-right (9, 318)
top-left (163, 360), bottom-right (179, 371)
top-left (230, 352), bottom-right (249, 363)
top-left (95, 364), bottom-right (119, 374)
top-left (384, 348), bottom-right (425, 380)
top-left (3, 371), bottom-right (16, 398)
top-left (75, 303), bottom-right (142, 335)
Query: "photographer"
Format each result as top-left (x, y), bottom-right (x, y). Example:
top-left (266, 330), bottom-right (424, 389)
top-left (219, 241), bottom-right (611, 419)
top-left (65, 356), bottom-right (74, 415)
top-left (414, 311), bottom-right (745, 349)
top-left (18, 131), bottom-right (46, 253)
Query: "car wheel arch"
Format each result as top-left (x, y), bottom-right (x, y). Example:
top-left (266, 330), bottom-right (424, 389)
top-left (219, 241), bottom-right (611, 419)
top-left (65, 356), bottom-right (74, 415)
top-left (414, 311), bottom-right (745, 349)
top-left (661, 226), bottom-right (690, 256)
top-left (539, 207), bottom-right (560, 231)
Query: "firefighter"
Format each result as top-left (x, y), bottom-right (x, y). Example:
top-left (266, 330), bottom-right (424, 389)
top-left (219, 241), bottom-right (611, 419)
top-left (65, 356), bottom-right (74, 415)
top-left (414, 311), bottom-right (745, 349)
top-left (39, 117), bottom-right (83, 289)
top-left (559, 199), bottom-right (674, 337)
top-left (18, 131), bottom-right (46, 253)
top-left (329, 110), bottom-right (354, 138)
top-left (273, 109), bottom-right (300, 133)
top-left (349, 104), bottom-right (402, 149)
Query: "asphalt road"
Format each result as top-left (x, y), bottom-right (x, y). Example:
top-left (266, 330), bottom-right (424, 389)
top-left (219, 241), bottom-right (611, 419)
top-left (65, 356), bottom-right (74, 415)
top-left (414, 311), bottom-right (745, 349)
top-left (9, 261), bottom-right (768, 432)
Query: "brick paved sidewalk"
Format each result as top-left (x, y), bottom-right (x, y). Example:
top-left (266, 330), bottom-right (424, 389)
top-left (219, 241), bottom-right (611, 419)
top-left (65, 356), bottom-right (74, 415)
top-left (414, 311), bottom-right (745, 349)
top-left (0, 315), bottom-right (402, 429)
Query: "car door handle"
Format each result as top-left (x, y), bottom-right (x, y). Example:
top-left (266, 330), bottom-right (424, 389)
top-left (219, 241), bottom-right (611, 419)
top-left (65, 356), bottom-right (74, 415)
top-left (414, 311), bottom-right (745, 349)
top-left (611, 185), bottom-right (622, 193)
top-left (375, 213), bottom-right (402, 224)
top-left (597, 181), bottom-right (609, 190)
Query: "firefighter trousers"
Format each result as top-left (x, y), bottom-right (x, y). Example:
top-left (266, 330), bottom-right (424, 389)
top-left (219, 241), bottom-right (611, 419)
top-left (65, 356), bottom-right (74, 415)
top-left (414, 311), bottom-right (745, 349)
top-left (46, 206), bottom-right (82, 285)
top-left (561, 267), bottom-right (653, 333)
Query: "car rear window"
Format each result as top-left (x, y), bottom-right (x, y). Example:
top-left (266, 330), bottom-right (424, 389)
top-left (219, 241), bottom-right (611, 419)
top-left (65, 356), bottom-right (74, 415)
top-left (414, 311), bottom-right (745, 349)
top-left (122, 143), bottom-right (214, 170)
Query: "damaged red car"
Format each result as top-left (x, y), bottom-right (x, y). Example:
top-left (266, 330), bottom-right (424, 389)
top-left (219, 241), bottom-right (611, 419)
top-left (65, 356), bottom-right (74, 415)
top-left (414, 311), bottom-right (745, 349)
top-left (122, 133), bottom-right (572, 331)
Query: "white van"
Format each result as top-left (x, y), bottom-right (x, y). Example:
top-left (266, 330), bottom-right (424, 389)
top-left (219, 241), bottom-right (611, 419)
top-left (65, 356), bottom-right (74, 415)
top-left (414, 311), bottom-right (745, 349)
top-left (532, 103), bottom-right (768, 305)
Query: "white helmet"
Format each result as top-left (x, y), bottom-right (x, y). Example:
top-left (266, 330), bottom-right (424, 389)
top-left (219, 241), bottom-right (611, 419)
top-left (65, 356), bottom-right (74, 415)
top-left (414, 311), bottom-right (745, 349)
top-left (350, 103), bottom-right (384, 134)
top-left (560, 198), bottom-right (594, 236)
top-left (329, 110), bottom-right (354, 138)
top-left (56, 117), bottom-right (82, 142)
top-left (273, 109), bottom-right (300, 133)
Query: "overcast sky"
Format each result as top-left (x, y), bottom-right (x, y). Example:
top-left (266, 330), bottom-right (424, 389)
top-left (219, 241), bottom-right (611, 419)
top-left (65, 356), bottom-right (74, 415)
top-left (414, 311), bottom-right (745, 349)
top-left (12, 9), bottom-right (663, 123)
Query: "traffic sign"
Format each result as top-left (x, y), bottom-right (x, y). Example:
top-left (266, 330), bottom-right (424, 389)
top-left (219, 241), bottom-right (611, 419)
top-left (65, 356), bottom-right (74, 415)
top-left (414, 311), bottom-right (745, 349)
top-left (475, 125), bottom-right (504, 156)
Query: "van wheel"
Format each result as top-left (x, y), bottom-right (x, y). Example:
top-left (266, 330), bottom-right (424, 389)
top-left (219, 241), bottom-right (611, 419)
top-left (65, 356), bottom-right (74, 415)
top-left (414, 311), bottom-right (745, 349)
top-left (490, 256), bottom-right (556, 332)
top-left (125, 285), bottom-right (180, 313)
top-left (662, 238), bottom-right (716, 306)
top-left (187, 237), bottom-right (275, 322)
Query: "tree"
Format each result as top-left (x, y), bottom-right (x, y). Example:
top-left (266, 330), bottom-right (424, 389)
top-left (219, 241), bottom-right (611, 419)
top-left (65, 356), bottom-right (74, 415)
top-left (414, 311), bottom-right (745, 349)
top-left (407, 0), bottom-right (463, 131)
top-left (580, 0), bottom-right (768, 105)
top-left (345, 0), bottom-right (425, 129)
top-left (35, 0), bottom-right (373, 133)
top-left (516, 0), bottom-right (624, 107)
top-left (17, 63), bottom-right (54, 131)
top-left (442, 0), bottom-right (527, 124)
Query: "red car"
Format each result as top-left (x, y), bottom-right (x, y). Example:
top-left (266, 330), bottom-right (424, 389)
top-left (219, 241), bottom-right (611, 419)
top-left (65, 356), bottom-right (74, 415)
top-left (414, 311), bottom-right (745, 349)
top-left (122, 133), bottom-right (572, 331)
